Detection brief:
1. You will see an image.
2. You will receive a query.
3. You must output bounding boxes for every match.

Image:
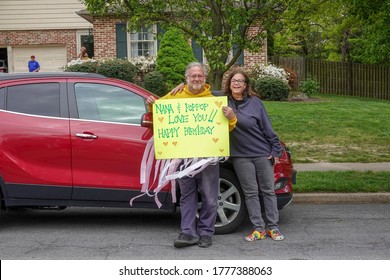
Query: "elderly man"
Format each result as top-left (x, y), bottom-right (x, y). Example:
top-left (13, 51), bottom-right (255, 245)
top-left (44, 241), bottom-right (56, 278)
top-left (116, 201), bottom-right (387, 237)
top-left (146, 62), bottom-right (236, 248)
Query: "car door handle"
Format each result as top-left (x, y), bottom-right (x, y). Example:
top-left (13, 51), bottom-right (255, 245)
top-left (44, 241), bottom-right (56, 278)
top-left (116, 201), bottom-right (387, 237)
top-left (75, 133), bottom-right (98, 139)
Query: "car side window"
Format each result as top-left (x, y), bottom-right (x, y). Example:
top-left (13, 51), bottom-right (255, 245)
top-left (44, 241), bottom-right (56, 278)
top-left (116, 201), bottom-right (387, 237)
top-left (74, 83), bottom-right (146, 124)
top-left (0, 87), bottom-right (4, 109)
top-left (6, 83), bottom-right (60, 117)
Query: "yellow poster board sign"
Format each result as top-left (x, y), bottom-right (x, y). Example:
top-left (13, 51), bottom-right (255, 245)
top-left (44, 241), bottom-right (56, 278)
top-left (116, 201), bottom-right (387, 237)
top-left (153, 97), bottom-right (230, 159)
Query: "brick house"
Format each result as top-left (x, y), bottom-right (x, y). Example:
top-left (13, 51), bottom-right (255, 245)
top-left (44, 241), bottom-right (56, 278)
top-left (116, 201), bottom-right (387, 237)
top-left (0, 0), bottom-right (267, 74)
top-left (77, 12), bottom-right (268, 74)
top-left (0, 0), bottom-right (92, 73)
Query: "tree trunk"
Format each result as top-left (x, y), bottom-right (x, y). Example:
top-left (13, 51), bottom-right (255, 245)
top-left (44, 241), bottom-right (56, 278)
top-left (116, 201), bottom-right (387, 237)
top-left (341, 30), bottom-right (350, 63)
top-left (208, 68), bottom-right (224, 91)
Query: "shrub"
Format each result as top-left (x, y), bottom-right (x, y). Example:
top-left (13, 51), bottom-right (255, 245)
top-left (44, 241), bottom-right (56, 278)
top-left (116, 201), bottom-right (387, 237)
top-left (63, 59), bottom-right (98, 73)
top-left (299, 76), bottom-right (320, 97)
top-left (143, 71), bottom-right (167, 96)
top-left (156, 28), bottom-right (196, 90)
top-left (96, 59), bottom-right (137, 83)
top-left (253, 77), bottom-right (290, 101)
top-left (63, 59), bottom-right (137, 83)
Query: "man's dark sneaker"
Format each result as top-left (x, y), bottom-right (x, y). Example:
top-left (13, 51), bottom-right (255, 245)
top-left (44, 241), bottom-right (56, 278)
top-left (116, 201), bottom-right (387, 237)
top-left (198, 235), bottom-right (212, 248)
top-left (174, 233), bottom-right (199, 248)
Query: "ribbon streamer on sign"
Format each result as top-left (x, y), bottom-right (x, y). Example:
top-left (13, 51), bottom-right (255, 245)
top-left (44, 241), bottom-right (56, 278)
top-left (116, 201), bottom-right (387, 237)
top-left (130, 136), bottom-right (226, 208)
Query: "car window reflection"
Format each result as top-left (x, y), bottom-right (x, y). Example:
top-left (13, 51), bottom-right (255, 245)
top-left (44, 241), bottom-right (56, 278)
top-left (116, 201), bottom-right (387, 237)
top-left (74, 83), bottom-right (146, 124)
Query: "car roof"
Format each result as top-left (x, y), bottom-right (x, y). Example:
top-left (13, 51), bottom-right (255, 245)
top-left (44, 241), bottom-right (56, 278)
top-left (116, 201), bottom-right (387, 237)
top-left (0, 72), bottom-right (106, 81)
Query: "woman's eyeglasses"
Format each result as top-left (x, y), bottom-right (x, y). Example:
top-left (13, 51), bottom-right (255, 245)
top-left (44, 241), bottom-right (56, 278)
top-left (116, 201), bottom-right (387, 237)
top-left (231, 79), bottom-right (246, 84)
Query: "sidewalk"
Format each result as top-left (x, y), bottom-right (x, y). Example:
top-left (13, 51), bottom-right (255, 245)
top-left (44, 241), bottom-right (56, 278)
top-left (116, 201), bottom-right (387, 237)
top-left (292, 162), bottom-right (390, 204)
top-left (294, 162), bottom-right (390, 172)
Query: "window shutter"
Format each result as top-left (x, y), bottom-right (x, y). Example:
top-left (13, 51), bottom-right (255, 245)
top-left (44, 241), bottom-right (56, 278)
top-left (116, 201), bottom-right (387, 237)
top-left (157, 23), bottom-right (166, 50)
top-left (116, 23), bottom-right (128, 59)
top-left (192, 40), bottom-right (203, 63)
top-left (233, 44), bottom-right (244, 65)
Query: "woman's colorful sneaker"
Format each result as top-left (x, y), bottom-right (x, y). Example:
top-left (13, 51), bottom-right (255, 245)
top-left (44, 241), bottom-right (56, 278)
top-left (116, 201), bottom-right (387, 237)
top-left (244, 229), bottom-right (266, 242)
top-left (267, 228), bottom-right (285, 241)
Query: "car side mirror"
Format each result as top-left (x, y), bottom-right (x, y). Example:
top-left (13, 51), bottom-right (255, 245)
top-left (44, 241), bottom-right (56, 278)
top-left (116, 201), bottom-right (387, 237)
top-left (141, 112), bottom-right (153, 128)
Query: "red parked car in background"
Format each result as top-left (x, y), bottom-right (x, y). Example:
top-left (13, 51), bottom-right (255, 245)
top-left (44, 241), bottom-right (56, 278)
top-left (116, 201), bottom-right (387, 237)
top-left (0, 72), bottom-right (296, 234)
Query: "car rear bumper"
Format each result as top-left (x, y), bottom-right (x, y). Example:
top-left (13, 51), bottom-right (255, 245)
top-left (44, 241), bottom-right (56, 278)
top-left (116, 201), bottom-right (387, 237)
top-left (277, 192), bottom-right (293, 210)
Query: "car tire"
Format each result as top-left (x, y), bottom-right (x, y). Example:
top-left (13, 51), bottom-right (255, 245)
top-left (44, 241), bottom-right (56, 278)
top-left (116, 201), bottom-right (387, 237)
top-left (214, 168), bottom-right (248, 234)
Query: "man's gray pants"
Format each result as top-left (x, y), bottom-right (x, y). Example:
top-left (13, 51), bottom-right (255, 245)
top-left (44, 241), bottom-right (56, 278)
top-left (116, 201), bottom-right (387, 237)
top-left (178, 163), bottom-right (219, 237)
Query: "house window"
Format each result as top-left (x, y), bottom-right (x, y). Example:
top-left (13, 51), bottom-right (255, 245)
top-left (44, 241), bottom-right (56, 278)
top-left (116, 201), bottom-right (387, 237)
top-left (129, 26), bottom-right (156, 57)
top-left (76, 29), bottom-right (94, 58)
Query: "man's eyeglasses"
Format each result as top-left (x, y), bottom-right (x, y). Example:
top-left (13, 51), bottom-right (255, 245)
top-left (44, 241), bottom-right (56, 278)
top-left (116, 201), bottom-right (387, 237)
top-left (187, 75), bottom-right (205, 80)
top-left (231, 79), bottom-right (246, 84)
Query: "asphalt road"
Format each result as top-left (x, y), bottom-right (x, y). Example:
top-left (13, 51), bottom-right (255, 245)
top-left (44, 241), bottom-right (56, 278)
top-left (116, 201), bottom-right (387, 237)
top-left (0, 203), bottom-right (389, 260)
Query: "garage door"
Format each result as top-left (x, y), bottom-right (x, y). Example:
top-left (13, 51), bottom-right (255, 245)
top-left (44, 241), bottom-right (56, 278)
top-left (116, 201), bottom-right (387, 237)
top-left (12, 45), bottom-right (67, 73)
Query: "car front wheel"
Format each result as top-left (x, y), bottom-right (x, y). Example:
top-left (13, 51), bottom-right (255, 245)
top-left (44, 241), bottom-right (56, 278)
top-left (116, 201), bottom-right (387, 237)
top-left (214, 168), bottom-right (247, 234)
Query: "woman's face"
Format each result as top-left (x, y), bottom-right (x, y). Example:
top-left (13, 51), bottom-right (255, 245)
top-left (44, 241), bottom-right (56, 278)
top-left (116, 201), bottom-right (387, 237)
top-left (230, 73), bottom-right (247, 96)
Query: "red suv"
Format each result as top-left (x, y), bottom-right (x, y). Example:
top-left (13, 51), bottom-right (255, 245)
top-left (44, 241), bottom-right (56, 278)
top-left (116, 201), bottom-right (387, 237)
top-left (0, 72), bottom-right (295, 234)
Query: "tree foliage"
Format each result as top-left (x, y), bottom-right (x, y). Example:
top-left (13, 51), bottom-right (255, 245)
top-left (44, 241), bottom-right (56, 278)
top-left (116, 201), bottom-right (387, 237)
top-left (156, 28), bottom-right (196, 90)
top-left (82, 0), bottom-right (290, 89)
top-left (271, 0), bottom-right (390, 65)
top-left (348, 0), bottom-right (390, 64)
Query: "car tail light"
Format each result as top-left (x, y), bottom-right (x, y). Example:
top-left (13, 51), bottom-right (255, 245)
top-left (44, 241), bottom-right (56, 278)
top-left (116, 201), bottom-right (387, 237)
top-left (274, 178), bottom-right (288, 190)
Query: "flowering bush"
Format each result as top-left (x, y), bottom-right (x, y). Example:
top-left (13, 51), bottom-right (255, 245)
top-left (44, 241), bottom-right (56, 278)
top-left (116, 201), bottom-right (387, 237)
top-left (63, 58), bottom-right (98, 73)
top-left (65, 58), bottom-right (97, 67)
top-left (129, 56), bottom-right (157, 83)
top-left (251, 64), bottom-right (289, 84)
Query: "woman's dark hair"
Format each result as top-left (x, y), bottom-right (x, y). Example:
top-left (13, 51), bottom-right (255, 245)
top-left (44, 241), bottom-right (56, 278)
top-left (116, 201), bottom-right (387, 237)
top-left (224, 69), bottom-right (257, 97)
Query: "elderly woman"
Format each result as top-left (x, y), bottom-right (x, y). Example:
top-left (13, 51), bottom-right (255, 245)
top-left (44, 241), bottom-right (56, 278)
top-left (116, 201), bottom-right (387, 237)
top-left (171, 69), bottom-right (285, 242)
top-left (78, 47), bottom-right (89, 60)
top-left (224, 70), bottom-right (284, 242)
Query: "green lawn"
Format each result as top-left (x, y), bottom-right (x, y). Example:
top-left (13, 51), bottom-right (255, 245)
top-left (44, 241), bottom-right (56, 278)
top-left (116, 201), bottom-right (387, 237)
top-left (263, 94), bottom-right (390, 192)
top-left (295, 171), bottom-right (390, 193)
top-left (264, 94), bottom-right (390, 163)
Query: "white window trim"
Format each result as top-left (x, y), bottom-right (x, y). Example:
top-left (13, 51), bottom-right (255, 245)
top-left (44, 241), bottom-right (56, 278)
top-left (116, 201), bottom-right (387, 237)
top-left (76, 29), bottom-right (92, 54)
top-left (127, 25), bottom-right (157, 58)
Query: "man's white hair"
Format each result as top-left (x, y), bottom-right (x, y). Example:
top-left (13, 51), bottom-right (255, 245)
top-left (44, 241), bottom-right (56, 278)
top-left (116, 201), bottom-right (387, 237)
top-left (185, 62), bottom-right (208, 76)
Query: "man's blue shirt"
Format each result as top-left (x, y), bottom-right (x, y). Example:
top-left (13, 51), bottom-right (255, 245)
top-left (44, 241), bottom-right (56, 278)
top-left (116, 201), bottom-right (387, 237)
top-left (28, 60), bottom-right (40, 72)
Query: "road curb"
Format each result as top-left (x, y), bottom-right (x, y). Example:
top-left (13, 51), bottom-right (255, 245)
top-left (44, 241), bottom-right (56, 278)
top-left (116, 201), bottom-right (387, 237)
top-left (293, 192), bottom-right (390, 204)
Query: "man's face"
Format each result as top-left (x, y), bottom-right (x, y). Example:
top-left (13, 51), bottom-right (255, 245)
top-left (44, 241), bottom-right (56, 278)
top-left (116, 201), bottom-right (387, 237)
top-left (186, 66), bottom-right (206, 93)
